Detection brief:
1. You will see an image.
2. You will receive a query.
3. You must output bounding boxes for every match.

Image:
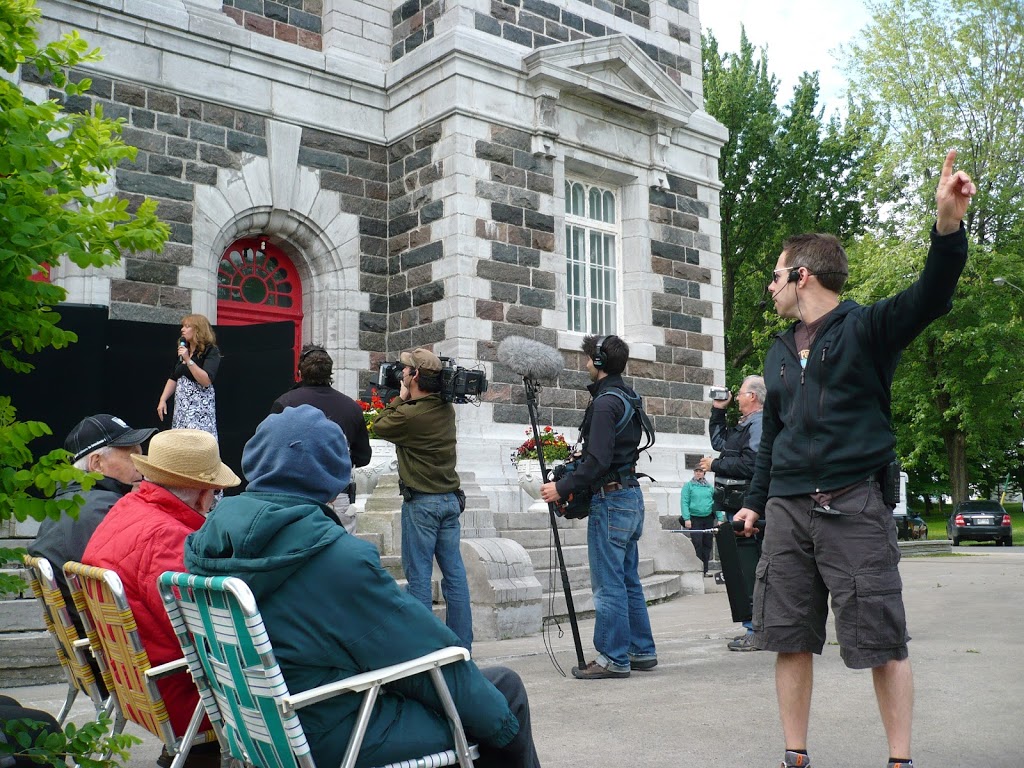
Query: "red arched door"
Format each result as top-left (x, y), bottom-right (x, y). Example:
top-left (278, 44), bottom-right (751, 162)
top-left (216, 237), bottom-right (304, 375)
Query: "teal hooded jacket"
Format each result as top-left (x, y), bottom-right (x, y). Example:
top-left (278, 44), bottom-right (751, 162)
top-left (183, 492), bottom-right (518, 767)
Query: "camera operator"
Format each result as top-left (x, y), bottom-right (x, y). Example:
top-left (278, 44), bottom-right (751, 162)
top-left (539, 334), bottom-right (656, 680)
top-left (699, 375), bottom-right (764, 652)
top-left (372, 347), bottom-right (472, 651)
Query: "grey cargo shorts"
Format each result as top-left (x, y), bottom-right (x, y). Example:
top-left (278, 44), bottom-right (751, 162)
top-left (751, 481), bottom-right (910, 669)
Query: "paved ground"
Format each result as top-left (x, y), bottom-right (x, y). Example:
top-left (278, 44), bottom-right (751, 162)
top-left (7, 550), bottom-right (1022, 767)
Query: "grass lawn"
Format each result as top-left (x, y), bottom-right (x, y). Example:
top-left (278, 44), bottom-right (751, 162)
top-left (910, 499), bottom-right (1023, 544)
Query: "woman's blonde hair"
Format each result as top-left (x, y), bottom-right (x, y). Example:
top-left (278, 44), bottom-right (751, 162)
top-left (182, 314), bottom-right (216, 354)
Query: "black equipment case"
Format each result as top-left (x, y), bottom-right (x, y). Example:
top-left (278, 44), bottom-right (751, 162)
top-left (715, 521), bottom-right (765, 624)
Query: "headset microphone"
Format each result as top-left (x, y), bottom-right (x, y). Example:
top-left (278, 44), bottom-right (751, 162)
top-left (759, 267), bottom-right (802, 309)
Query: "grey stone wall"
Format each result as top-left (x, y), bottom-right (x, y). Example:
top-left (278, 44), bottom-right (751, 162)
top-left (22, 66), bottom-right (269, 324)
top-left (381, 123), bottom-right (447, 355)
top-left (222, 0), bottom-right (324, 50)
top-left (477, 0), bottom-right (692, 85)
top-left (391, 0), bottom-right (446, 60)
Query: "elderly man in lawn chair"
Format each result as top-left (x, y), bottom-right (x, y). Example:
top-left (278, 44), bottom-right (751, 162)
top-left (183, 405), bottom-right (541, 768)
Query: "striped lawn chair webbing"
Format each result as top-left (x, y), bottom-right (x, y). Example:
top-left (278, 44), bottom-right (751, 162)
top-left (373, 747), bottom-right (480, 768)
top-left (21, 555), bottom-right (108, 723)
top-left (159, 573), bottom-right (312, 768)
top-left (63, 561), bottom-right (217, 757)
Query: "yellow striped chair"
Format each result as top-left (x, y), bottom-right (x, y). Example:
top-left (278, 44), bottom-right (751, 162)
top-left (21, 554), bottom-right (116, 727)
top-left (63, 561), bottom-right (220, 768)
top-left (158, 571), bottom-right (479, 768)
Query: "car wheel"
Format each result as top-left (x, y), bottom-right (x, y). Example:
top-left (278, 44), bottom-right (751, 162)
top-left (1005, 536), bottom-right (1013, 547)
top-left (952, 535), bottom-right (960, 547)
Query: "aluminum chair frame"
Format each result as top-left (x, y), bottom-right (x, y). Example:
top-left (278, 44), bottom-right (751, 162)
top-left (21, 554), bottom-right (116, 727)
top-left (63, 560), bottom-right (218, 768)
top-left (158, 571), bottom-right (478, 768)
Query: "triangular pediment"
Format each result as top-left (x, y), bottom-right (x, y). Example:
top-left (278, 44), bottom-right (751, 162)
top-left (523, 35), bottom-right (696, 127)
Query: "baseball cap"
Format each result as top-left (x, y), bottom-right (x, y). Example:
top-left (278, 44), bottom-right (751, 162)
top-left (65, 414), bottom-right (158, 463)
top-left (400, 347), bottom-right (442, 372)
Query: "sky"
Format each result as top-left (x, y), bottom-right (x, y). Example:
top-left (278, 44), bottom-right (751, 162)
top-left (697, 0), bottom-right (873, 114)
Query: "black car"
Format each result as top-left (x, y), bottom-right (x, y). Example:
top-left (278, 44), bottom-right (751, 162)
top-left (947, 500), bottom-right (1013, 546)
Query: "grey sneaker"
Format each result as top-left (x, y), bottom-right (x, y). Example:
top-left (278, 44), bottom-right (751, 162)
top-left (781, 751), bottom-right (811, 768)
top-left (887, 762), bottom-right (913, 768)
top-left (728, 633), bottom-right (760, 651)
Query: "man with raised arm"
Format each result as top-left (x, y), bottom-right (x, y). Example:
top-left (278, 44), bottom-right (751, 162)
top-left (734, 150), bottom-right (976, 768)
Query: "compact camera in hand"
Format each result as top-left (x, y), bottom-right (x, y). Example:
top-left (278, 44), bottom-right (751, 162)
top-left (709, 387), bottom-right (731, 401)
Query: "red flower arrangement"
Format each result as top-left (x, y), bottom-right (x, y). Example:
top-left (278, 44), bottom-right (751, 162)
top-left (511, 425), bottom-right (570, 465)
top-left (357, 390), bottom-right (386, 439)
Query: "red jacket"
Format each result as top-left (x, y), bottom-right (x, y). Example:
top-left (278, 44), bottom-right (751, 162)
top-left (82, 481), bottom-right (204, 737)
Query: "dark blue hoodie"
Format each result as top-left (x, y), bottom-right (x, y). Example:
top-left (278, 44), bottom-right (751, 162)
top-left (184, 406), bottom-right (517, 766)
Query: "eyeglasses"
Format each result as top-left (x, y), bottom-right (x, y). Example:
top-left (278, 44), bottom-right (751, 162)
top-left (770, 268), bottom-right (800, 284)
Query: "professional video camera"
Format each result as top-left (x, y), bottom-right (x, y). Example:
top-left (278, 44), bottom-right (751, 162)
top-left (376, 356), bottom-right (488, 404)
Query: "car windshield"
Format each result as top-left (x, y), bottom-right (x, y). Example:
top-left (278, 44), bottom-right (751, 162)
top-left (957, 501), bottom-right (1004, 513)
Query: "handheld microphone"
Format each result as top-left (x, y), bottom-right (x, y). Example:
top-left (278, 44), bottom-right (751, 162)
top-left (496, 336), bottom-right (565, 383)
top-left (178, 337), bottom-right (187, 359)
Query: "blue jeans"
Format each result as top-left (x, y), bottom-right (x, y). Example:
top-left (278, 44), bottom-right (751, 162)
top-left (587, 485), bottom-right (656, 671)
top-left (401, 492), bottom-right (473, 651)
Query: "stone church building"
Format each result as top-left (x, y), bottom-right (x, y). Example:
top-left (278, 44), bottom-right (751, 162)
top-left (17, 0), bottom-right (730, 637)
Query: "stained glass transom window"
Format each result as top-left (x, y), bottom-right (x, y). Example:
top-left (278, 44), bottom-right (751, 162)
top-left (217, 240), bottom-right (296, 309)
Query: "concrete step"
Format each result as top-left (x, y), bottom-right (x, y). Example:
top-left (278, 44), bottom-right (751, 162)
top-left (540, 572), bottom-right (681, 619)
top-left (525, 543), bottom-right (589, 570)
top-left (534, 556), bottom-right (656, 591)
top-left (354, 531), bottom-right (384, 551)
top-left (899, 539), bottom-right (953, 556)
top-left (0, 598), bottom-right (46, 632)
top-left (497, 527), bottom-right (588, 548)
top-left (0, 632), bottom-right (65, 688)
top-left (492, 512), bottom-right (587, 531)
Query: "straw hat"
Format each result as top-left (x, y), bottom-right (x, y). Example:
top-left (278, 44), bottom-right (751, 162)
top-left (131, 429), bottom-right (240, 490)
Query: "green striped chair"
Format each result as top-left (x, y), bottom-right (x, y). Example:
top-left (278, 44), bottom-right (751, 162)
top-left (158, 571), bottom-right (479, 768)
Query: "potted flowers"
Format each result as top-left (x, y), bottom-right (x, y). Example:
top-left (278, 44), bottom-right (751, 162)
top-left (357, 390), bottom-right (386, 439)
top-left (511, 426), bottom-right (570, 504)
top-left (510, 425), bottom-right (570, 466)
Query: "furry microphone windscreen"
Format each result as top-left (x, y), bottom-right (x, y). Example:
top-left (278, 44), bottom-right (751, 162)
top-left (496, 336), bottom-right (565, 383)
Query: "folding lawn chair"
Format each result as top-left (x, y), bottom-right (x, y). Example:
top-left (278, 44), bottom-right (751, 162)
top-left (21, 554), bottom-right (116, 727)
top-left (63, 561), bottom-right (220, 768)
top-left (158, 571), bottom-right (480, 768)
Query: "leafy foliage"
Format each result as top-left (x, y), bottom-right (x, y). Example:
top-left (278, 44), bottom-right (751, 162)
top-left (842, 0), bottom-right (1024, 502)
top-left (0, 0), bottom-right (167, 596)
top-left (702, 29), bottom-right (877, 381)
top-left (0, 5), bottom-right (163, 764)
top-left (0, 711), bottom-right (140, 768)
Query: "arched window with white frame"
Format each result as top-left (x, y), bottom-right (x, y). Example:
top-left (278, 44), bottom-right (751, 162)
top-left (564, 179), bottom-right (619, 334)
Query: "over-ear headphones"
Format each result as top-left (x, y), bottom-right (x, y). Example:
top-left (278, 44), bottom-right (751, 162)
top-left (593, 335), bottom-right (607, 368)
top-left (787, 267), bottom-right (801, 283)
top-left (299, 344), bottom-right (326, 363)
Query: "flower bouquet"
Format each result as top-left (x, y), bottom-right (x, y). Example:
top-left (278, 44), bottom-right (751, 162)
top-left (510, 425), bottom-right (570, 467)
top-left (357, 390), bottom-right (386, 439)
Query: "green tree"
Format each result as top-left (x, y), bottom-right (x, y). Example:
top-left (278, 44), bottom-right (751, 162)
top-left (0, 0), bottom-right (169, 594)
top-left (702, 30), bottom-right (876, 381)
top-left (843, 0), bottom-right (1024, 503)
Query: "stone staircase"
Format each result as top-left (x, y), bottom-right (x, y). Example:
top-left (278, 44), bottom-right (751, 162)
top-left (492, 510), bottom-right (683, 618)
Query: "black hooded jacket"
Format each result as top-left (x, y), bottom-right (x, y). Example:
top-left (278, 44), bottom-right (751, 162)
top-left (555, 373), bottom-right (643, 497)
top-left (745, 225), bottom-right (969, 514)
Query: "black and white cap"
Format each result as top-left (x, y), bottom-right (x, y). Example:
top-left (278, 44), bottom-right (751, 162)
top-left (64, 414), bottom-right (157, 463)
